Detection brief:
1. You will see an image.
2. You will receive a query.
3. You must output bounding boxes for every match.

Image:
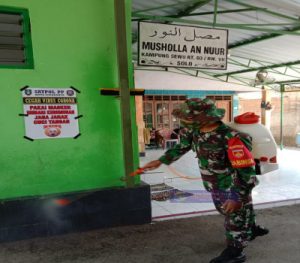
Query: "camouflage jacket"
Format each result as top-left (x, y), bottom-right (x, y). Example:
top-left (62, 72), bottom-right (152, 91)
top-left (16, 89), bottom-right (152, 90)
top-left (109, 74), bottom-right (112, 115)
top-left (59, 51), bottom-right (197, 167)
top-left (159, 122), bottom-right (258, 201)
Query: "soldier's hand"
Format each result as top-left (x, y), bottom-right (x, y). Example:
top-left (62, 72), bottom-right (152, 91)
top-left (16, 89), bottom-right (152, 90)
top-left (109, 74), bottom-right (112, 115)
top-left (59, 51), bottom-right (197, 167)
top-left (222, 200), bottom-right (242, 214)
top-left (141, 160), bottom-right (162, 171)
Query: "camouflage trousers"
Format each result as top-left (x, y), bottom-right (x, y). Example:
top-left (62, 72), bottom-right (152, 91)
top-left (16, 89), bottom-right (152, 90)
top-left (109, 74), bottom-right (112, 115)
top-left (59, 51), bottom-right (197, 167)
top-left (211, 190), bottom-right (256, 248)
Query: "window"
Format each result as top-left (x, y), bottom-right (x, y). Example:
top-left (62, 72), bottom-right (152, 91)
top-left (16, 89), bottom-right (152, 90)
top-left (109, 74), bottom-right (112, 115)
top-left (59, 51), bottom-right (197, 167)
top-left (156, 102), bottom-right (170, 129)
top-left (0, 6), bottom-right (33, 68)
top-left (143, 102), bottom-right (153, 128)
top-left (143, 95), bottom-right (186, 129)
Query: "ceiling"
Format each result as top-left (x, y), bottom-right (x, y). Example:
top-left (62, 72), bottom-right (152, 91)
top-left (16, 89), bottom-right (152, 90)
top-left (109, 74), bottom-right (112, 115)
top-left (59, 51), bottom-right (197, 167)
top-left (131, 0), bottom-right (300, 91)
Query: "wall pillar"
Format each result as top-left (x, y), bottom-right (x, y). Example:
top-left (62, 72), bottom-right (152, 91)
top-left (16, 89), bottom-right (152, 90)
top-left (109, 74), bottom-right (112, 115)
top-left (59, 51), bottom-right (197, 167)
top-left (135, 96), bottom-right (146, 156)
top-left (261, 87), bottom-right (272, 129)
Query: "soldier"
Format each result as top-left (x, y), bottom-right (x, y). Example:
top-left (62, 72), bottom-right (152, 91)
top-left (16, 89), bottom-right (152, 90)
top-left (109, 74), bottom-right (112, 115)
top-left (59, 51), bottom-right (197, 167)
top-left (142, 98), bottom-right (269, 263)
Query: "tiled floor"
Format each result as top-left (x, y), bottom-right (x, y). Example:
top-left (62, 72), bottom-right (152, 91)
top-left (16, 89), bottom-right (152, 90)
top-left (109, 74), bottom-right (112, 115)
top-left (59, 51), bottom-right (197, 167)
top-left (139, 147), bottom-right (300, 221)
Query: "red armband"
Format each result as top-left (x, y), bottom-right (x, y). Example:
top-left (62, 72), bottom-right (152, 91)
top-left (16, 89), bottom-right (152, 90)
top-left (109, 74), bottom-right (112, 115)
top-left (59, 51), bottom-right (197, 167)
top-left (227, 137), bottom-right (255, 168)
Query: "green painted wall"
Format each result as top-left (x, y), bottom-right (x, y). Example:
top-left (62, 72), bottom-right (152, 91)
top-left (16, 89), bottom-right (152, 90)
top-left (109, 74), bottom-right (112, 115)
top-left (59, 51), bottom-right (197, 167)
top-left (0, 0), bottom-right (138, 199)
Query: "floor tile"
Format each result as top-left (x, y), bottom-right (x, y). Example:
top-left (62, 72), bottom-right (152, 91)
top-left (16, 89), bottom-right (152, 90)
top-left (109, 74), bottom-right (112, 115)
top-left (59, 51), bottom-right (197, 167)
top-left (142, 147), bottom-right (300, 220)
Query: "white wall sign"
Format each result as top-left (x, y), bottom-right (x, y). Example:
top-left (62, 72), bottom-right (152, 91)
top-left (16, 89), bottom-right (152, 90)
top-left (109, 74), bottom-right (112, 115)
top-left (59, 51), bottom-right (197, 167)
top-left (138, 21), bottom-right (228, 70)
top-left (22, 88), bottom-right (80, 139)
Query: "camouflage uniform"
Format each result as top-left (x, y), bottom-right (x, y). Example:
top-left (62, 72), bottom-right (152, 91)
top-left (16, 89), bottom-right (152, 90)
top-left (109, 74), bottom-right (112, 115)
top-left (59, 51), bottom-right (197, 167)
top-left (159, 98), bottom-right (258, 248)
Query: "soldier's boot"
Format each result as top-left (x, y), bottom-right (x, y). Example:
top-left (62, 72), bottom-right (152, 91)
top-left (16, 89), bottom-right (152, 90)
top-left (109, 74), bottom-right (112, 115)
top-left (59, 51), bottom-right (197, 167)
top-left (250, 225), bottom-right (269, 240)
top-left (209, 246), bottom-right (246, 263)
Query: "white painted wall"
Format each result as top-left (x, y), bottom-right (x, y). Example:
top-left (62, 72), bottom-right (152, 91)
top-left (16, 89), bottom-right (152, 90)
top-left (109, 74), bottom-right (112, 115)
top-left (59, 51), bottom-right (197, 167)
top-left (134, 70), bottom-right (260, 92)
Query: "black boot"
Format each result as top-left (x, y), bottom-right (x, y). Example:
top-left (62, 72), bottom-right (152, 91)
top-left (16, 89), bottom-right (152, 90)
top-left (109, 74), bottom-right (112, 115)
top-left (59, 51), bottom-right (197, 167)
top-left (210, 246), bottom-right (246, 263)
top-left (250, 225), bottom-right (269, 240)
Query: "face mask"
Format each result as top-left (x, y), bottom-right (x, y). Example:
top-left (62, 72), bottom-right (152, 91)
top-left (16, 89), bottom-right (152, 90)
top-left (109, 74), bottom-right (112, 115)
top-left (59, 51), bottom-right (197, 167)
top-left (181, 120), bottom-right (217, 130)
top-left (181, 122), bottom-right (200, 130)
top-left (180, 120), bottom-right (202, 129)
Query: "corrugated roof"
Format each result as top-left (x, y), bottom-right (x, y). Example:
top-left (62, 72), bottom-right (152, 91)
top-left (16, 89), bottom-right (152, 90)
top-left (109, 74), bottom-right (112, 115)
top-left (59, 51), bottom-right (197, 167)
top-left (132, 0), bottom-right (300, 89)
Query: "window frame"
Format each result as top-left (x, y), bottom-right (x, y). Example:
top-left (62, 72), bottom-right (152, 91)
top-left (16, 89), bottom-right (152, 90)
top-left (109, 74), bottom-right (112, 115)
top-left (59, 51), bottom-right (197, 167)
top-left (143, 95), bottom-right (187, 130)
top-left (0, 5), bottom-right (34, 69)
